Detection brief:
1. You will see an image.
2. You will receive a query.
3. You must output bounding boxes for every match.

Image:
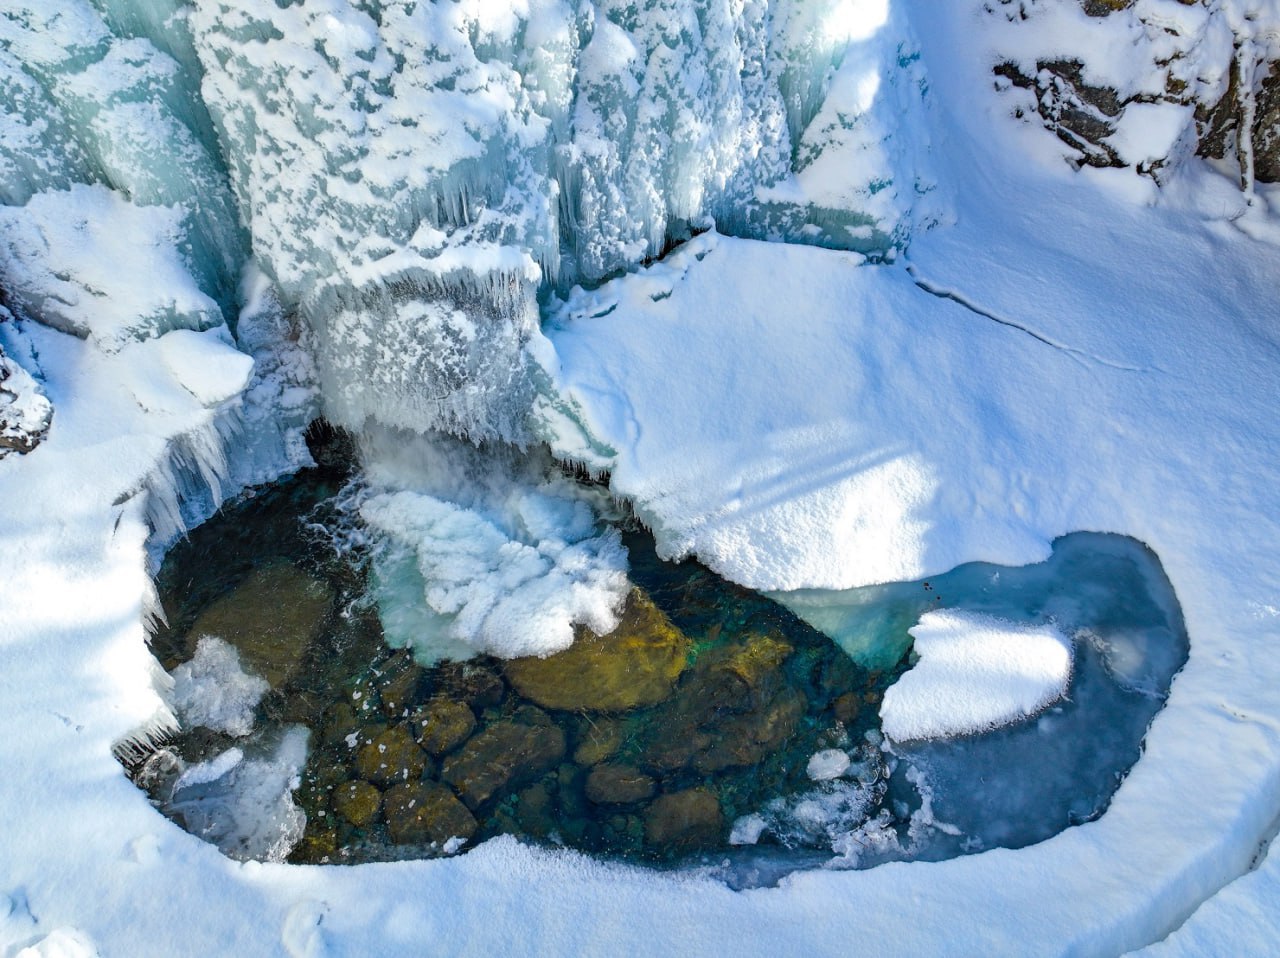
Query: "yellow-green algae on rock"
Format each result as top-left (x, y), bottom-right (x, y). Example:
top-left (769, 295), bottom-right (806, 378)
top-left (503, 588), bottom-right (691, 712)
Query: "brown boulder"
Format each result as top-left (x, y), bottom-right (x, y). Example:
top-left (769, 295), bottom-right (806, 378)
top-left (643, 789), bottom-right (724, 849)
top-left (384, 782), bottom-right (477, 846)
top-left (441, 720), bottom-right (566, 809)
top-left (412, 698), bottom-right (476, 756)
top-left (585, 764), bottom-right (656, 805)
top-left (504, 589), bottom-right (690, 712)
top-left (355, 726), bottom-right (431, 786)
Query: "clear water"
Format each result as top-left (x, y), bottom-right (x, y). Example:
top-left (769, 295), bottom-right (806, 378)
top-left (131, 450), bottom-right (1187, 880)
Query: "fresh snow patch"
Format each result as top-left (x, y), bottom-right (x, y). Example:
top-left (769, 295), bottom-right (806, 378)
top-left (881, 612), bottom-right (1072, 742)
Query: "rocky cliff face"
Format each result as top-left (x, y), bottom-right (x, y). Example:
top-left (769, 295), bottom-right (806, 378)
top-left (990, 0), bottom-right (1280, 188)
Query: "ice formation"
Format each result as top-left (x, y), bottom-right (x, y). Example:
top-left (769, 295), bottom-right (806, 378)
top-left (879, 612), bottom-right (1073, 742)
top-left (185, 0), bottom-right (936, 441)
top-left (354, 428), bottom-right (630, 661)
top-left (170, 636), bottom-right (269, 738)
top-left (166, 728), bottom-right (310, 863)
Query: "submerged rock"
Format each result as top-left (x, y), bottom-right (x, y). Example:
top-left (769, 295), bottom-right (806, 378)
top-left (412, 699), bottom-right (476, 757)
top-left (384, 782), bottom-right (477, 846)
top-left (643, 789), bottom-right (724, 850)
top-left (355, 726), bottom-right (431, 787)
top-left (429, 661), bottom-right (506, 709)
top-left (441, 720), bottom-right (566, 809)
top-left (332, 780), bottom-right (382, 828)
top-left (572, 716), bottom-right (626, 766)
top-left (504, 589), bottom-right (691, 712)
top-left (186, 562), bottom-right (333, 688)
top-left (585, 764), bottom-right (655, 805)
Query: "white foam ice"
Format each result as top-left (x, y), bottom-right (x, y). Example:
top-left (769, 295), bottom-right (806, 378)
top-left (880, 611), bottom-right (1073, 743)
top-left (170, 637), bottom-right (269, 739)
top-left (354, 428), bottom-right (630, 662)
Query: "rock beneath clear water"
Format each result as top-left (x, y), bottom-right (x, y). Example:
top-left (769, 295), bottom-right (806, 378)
top-left (412, 699), bottom-right (476, 757)
top-left (290, 828), bottom-right (338, 863)
top-left (718, 632), bottom-right (793, 689)
top-left (643, 789), bottom-right (723, 850)
top-left (585, 764), bottom-right (655, 805)
top-left (322, 703), bottom-right (364, 747)
top-left (377, 653), bottom-right (423, 719)
top-left (383, 782), bottom-right (477, 846)
top-left (332, 780), bottom-right (382, 827)
top-left (441, 720), bottom-right (566, 809)
top-left (430, 661), bottom-right (506, 709)
top-left (692, 687), bottom-right (806, 774)
top-left (186, 562), bottom-right (333, 688)
top-left (503, 589), bottom-right (691, 712)
top-left (572, 716), bottom-right (626, 766)
top-left (832, 692), bottom-right (863, 725)
top-left (355, 726), bottom-right (431, 787)
top-left (514, 783), bottom-right (556, 838)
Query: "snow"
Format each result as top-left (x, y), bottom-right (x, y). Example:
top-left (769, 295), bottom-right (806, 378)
top-left (2, 1), bottom-right (1280, 957)
top-left (0, 185), bottom-right (224, 353)
top-left (170, 637), bottom-right (269, 739)
top-left (880, 612), bottom-right (1074, 743)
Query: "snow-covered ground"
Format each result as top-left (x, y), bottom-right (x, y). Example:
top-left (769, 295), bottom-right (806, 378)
top-left (3, 2), bottom-right (1280, 957)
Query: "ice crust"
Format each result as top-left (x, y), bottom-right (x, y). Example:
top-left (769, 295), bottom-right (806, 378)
top-left (880, 612), bottom-right (1074, 742)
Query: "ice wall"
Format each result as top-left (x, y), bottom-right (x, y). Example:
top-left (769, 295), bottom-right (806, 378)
top-left (188, 0), bottom-right (937, 442)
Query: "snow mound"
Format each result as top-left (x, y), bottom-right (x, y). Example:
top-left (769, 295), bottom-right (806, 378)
top-left (0, 186), bottom-right (223, 353)
top-left (881, 611), bottom-right (1073, 743)
top-left (170, 636), bottom-right (269, 738)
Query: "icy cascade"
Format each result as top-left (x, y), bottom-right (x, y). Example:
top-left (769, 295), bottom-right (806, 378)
top-left (0, 0), bottom-right (245, 315)
top-left (188, 0), bottom-right (937, 442)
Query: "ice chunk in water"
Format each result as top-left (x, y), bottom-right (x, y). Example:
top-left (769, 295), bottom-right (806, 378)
top-left (880, 611), bottom-right (1073, 743)
top-left (166, 727), bottom-right (308, 863)
top-left (170, 636), bottom-right (268, 738)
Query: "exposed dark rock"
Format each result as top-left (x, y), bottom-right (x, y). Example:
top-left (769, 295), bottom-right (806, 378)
top-left (0, 339), bottom-right (52, 458)
top-left (384, 782), bottom-right (478, 846)
top-left (1080, 0), bottom-right (1133, 16)
top-left (504, 589), bottom-right (691, 712)
top-left (995, 59), bottom-right (1126, 170)
top-left (441, 720), bottom-right (566, 809)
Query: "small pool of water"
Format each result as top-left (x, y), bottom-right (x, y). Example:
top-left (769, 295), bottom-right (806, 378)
top-left (129, 454), bottom-right (1188, 879)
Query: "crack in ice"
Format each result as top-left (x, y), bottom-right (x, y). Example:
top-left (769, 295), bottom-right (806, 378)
top-left (906, 264), bottom-right (1153, 374)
